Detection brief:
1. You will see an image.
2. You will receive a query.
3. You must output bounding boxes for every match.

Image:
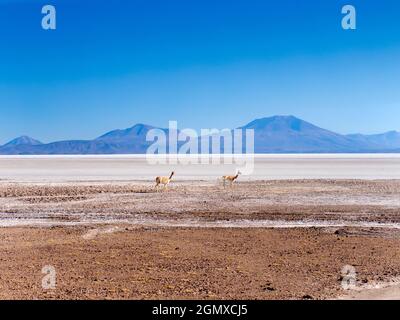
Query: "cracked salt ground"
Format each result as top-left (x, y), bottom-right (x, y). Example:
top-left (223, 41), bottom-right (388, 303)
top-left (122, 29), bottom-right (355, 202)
top-left (1, 178), bottom-right (400, 228)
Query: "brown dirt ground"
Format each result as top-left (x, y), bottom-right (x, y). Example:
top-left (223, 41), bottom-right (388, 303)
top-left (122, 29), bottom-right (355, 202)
top-left (0, 226), bottom-right (400, 300)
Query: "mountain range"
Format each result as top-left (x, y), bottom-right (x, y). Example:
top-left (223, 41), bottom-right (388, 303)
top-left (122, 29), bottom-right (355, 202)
top-left (1, 116), bottom-right (399, 154)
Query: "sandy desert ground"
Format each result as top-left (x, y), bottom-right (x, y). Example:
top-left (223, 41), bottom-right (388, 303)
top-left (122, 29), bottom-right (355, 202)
top-left (1, 175), bottom-right (400, 300)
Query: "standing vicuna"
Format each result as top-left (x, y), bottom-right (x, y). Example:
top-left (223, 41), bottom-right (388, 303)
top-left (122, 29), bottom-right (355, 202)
top-left (222, 171), bottom-right (241, 187)
top-left (155, 171), bottom-right (175, 190)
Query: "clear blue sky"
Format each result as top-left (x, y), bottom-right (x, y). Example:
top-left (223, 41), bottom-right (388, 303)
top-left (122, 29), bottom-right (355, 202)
top-left (1, 0), bottom-right (400, 144)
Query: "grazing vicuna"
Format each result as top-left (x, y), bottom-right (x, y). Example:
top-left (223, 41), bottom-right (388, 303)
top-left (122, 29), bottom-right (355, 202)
top-left (155, 171), bottom-right (175, 190)
top-left (222, 171), bottom-right (241, 187)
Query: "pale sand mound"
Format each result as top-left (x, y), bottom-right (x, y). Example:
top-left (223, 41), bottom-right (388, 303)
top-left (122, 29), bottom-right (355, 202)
top-left (341, 285), bottom-right (400, 300)
top-left (339, 278), bottom-right (400, 300)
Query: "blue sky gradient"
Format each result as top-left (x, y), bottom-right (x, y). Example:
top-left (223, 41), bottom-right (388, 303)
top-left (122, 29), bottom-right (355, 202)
top-left (1, 0), bottom-right (400, 143)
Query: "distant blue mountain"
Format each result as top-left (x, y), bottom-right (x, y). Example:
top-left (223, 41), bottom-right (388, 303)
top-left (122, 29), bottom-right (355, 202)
top-left (0, 136), bottom-right (44, 154)
top-left (240, 115), bottom-right (376, 153)
top-left (0, 116), bottom-right (399, 154)
top-left (346, 131), bottom-right (400, 150)
top-left (3, 135), bottom-right (43, 147)
top-left (96, 123), bottom-right (156, 143)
